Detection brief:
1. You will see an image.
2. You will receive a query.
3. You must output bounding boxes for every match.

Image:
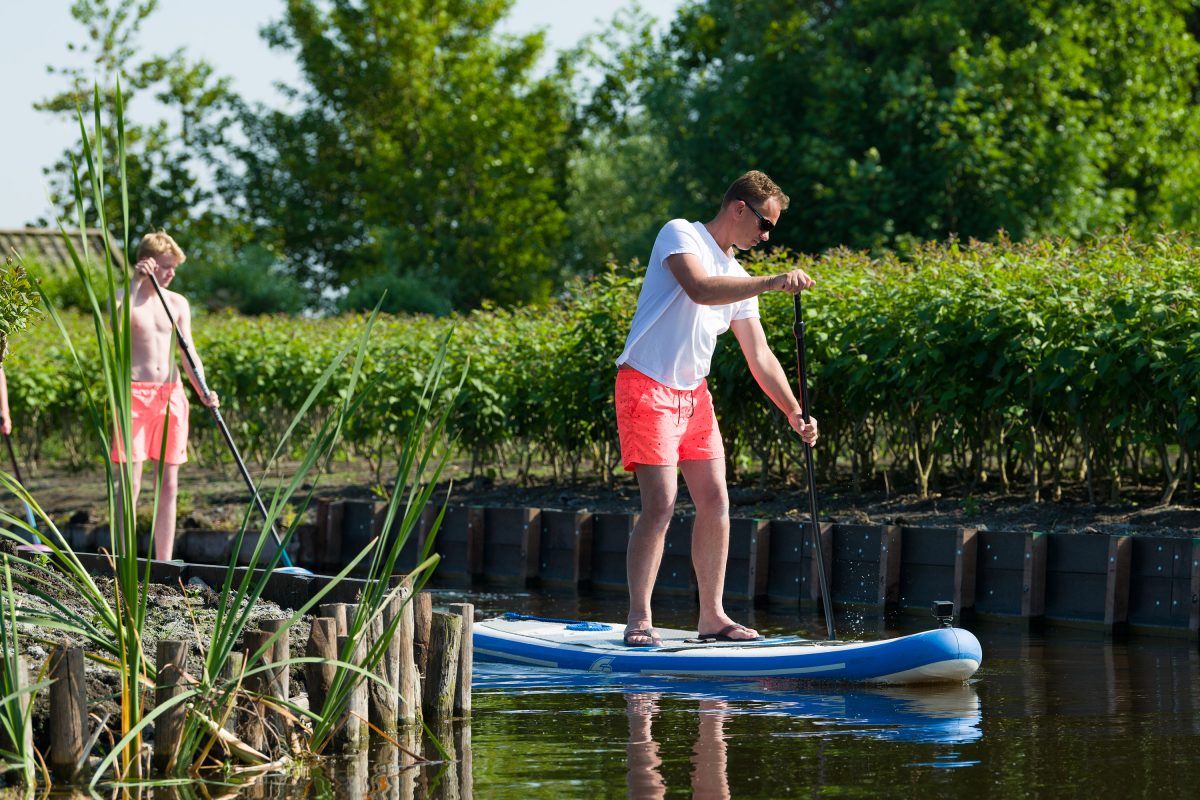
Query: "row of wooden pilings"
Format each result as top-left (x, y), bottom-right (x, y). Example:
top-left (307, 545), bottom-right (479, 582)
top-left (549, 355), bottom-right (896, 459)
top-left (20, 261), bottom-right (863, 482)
top-left (301, 501), bottom-right (1200, 637)
top-left (9, 591), bottom-right (472, 783)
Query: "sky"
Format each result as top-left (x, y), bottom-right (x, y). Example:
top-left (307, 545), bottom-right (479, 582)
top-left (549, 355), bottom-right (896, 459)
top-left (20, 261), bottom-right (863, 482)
top-left (0, 0), bottom-right (683, 227)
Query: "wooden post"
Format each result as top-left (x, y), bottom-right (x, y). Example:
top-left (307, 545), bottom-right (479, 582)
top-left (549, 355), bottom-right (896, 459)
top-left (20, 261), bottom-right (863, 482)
top-left (368, 592), bottom-right (401, 733)
top-left (423, 720), bottom-right (460, 800)
top-left (1105, 535), bottom-right (1133, 630)
top-left (152, 640), bottom-right (188, 773)
top-left (467, 506), bottom-right (486, 580)
top-left (397, 584), bottom-right (421, 725)
top-left (1190, 538), bottom-right (1200, 637)
top-left (397, 724), bottom-right (421, 797)
top-left (344, 603), bottom-right (361, 634)
top-left (538, 510), bottom-right (594, 588)
top-left (457, 722), bottom-right (473, 800)
top-left (260, 619), bottom-right (290, 744)
top-left (447, 602), bottom-right (473, 716)
top-left (877, 525), bottom-right (902, 607)
top-left (305, 617), bottom-right (338, 718)
top-left (321, 500), bottom-right (346, 570)
top-left (1022, 532), bottom-right (1048, 621)
top-left (954, 528), bottom-right (979, 613)
top-left (318, 602), bottom-right (350, 636)
top-left (311, 498), bottom-right (330, 566)
top-left (219, 651), bottom-right (244, 733)
top-left (422, 611), bottom-right (462, 721)
top-left (239, 629), bottom-right (273, 753)
top-left (341, 747), bottom-right (371, 797)
top-left (49, 645), bottom-right (87, 781)
top-left (334, 634), bottom-right (360, 749)
top-left (414, 591), bottom-right (433, 678)
top-left (334, 634), bottom-right (369, 751)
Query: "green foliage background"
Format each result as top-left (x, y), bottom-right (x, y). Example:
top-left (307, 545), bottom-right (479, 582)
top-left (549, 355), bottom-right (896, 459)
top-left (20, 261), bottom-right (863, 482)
top-left (31, 0), bottom-right (1200, 314)
top-left (8, 237), bottom-right (1197, 502)
top-left (18, 0), bottom-right (1200, 507)
top-left (618, 0), bottom-right (1200, 258)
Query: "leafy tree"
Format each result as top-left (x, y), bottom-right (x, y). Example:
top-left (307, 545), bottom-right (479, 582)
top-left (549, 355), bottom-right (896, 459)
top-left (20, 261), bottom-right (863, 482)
top-left (181, 235), bottom-right (309, 316)
top-left (35, 0), bottom-right (238, 241)
top-left (614, 0), bottom-right (1200, 252)
top-left (562, 6), bottom-right (678, 272)
top-left (0, 260), bottom-right (43, 364)
top-left (337, 268), bottom-right (455, 317)
top-left (227, 0), bottom-right (578, 308)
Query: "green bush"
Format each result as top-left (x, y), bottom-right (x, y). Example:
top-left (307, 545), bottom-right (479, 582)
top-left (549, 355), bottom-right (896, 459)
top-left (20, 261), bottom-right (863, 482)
top-left (8, 236), bottom-right (1198, 503)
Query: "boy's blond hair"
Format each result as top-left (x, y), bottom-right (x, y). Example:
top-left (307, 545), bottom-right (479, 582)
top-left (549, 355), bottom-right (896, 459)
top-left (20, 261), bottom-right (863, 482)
top-left (136, 231), bottom-right (186, 265)
top-left (721, 170), bottom-right (790, 212)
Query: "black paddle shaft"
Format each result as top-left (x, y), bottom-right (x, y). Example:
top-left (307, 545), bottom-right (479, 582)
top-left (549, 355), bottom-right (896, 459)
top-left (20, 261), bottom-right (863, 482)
top-left (793, 292), bottom-right (836, 640)
top-left (142, 270), bottom-right (295, 568)
top-left (3, 420), bottom-right (38, 532)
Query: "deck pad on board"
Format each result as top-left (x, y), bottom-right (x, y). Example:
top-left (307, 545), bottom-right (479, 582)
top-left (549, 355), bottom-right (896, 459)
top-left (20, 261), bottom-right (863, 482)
top-left (498, 619), bottom-right (815, 652)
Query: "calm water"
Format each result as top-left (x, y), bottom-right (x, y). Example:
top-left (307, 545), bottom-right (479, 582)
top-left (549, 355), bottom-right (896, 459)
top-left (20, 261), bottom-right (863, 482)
top-left (14, 590), bottom-right (1200, 798)
top-left (451, 591), bottom-right (1200, 799)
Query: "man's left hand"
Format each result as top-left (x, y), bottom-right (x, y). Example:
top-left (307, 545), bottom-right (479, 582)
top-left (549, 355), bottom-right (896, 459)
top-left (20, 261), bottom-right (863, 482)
top-left (789, 411), bottom-right (819, 446)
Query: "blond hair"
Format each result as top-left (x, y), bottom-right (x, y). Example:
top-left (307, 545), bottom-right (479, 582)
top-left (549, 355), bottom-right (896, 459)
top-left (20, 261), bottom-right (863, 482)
top-left (136, 231), bottom-right (186, 265)
top-left (721, 170), bottom-right (790, 212)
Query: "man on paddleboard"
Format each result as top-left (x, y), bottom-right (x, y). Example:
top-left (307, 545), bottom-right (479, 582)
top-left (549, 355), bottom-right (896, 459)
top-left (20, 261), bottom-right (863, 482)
top-left (615, 170), bottom-right (818, 646)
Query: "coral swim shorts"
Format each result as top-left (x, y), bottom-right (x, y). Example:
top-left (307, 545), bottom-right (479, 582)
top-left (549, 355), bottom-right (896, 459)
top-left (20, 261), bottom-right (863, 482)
top-left (110, 381), bottom-right (190, 465)
top-left (614, 367), bottom-right (723, 472)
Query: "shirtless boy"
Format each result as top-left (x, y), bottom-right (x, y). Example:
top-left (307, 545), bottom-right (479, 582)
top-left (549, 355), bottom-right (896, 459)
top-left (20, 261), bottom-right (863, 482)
top-left (112, 232), bottom-right (218, 561)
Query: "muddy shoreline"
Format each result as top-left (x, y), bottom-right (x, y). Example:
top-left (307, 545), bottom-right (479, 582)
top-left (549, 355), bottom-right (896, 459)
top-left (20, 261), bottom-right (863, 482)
top-left (14, 459), bottom-right (1200, 540)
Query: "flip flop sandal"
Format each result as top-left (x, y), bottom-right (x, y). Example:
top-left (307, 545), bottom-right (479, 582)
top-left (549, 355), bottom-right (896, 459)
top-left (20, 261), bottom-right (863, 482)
top-left (691, 623), bottom-right (764, 643)
top-left (623, 627), bottom-right (663, 647)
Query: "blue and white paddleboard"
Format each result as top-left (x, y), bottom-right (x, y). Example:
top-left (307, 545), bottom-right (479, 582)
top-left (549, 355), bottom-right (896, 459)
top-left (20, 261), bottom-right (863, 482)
top-left (474, 614), bottom-right (982, 684)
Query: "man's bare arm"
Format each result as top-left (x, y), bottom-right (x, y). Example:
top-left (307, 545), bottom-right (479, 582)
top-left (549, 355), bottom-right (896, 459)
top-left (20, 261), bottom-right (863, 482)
top-left (666, 252), bottom-right (813, 306)
top-left (731, 317), bottom-right (818, 445)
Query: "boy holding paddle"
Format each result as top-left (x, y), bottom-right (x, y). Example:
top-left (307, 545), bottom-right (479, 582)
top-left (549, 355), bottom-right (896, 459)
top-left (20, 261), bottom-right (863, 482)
top-left (615, 170), bottom-right (818, 646)
top-left (111, 231), bottom-right (219, 561)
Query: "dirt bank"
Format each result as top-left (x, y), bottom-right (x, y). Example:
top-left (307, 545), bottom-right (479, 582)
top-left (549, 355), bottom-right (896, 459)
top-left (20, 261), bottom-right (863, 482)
top-left (13, 458), bottom-right (1200, 540)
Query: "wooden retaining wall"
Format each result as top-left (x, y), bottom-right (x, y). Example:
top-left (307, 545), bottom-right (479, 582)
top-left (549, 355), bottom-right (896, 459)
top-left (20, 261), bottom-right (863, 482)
top-left (56, 501), bottom-right (1200, 639)
top-left (294, 502), bottom-right (1198, 639)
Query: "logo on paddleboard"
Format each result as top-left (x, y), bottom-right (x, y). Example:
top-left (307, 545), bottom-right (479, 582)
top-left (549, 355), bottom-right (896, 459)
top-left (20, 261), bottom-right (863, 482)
top-left (589, 656), bottom-right (616, 673)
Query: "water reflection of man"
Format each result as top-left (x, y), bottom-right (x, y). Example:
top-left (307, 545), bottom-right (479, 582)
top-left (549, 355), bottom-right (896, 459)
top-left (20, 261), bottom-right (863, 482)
top-left (625, 692), bottom-right (731, 800)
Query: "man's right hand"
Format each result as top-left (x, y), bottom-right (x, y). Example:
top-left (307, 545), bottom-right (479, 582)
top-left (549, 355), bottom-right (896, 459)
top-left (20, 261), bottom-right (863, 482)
top-left (773, 269), bottom-right (815, 294)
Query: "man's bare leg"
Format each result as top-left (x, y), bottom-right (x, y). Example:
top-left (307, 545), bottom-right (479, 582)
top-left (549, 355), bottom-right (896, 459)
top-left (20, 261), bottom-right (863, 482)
top-left (681, 458), bottom-right (757, 639)
top-left (152, 462), bottom-right (180, 561)
top-left (626, 465), bottom-right (678, 643)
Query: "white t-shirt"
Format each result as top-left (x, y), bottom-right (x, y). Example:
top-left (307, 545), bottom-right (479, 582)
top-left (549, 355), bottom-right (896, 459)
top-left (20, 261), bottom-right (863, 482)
top-left (615, 219), bottom-right (760, 390)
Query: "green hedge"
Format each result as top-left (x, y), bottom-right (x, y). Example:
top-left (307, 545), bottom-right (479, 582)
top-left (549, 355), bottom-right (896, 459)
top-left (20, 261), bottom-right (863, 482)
top-left (7, 236), bottom-right (1198, 503)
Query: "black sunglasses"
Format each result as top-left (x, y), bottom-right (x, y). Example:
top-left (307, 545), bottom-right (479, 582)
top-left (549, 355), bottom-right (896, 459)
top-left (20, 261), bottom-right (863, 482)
top-left (739, 197), bottom-right (775, 233)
